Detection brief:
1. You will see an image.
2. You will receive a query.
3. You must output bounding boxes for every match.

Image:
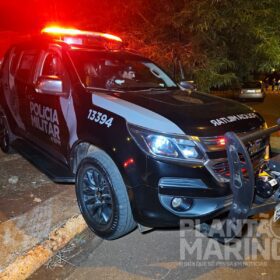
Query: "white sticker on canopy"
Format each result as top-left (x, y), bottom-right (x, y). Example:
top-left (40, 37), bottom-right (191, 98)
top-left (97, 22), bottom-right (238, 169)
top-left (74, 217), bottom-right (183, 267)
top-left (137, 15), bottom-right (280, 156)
top-left (210, 113), bottom-right (258, 127)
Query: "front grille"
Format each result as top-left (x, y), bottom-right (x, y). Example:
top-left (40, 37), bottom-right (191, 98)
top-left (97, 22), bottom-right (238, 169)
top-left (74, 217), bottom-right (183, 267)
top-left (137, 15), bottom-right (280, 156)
top-left (211, 146), bottom-right (267, 180)
top-left (212, 161), bottom-right (230, 178)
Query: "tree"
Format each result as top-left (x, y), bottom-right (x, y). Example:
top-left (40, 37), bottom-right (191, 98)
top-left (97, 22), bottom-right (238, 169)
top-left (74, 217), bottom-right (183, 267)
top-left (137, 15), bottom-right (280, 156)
top-left (3, 0), bottom-right (279, 91)
top-left (79, 0), bottom-right (280, 91)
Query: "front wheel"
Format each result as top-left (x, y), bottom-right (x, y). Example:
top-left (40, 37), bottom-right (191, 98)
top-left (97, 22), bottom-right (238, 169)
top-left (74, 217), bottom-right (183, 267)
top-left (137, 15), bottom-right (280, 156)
top-left (75, 149), bottom-right (136, 240)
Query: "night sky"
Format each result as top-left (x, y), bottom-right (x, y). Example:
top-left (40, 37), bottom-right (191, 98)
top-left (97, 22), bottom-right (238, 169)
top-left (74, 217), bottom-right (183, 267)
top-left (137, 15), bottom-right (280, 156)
top-left (0, 1), bottom-right (83, 32)
top-left (0, 0), bottom-right (117, 56)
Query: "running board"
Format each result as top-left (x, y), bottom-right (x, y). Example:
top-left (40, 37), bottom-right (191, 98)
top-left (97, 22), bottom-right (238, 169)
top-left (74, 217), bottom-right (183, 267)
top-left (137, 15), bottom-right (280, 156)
top-left (12, 139), bottom-right (75, 184)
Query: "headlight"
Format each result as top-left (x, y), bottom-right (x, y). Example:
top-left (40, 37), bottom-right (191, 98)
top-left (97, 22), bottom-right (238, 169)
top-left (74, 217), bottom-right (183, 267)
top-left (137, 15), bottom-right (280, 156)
top-left (127, 124), bottom-right (204, 161)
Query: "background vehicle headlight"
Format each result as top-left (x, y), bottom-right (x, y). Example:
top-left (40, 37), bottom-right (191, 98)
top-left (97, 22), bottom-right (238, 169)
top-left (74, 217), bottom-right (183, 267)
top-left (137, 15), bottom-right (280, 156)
top-left (128, 124), bottom-right (204, 161)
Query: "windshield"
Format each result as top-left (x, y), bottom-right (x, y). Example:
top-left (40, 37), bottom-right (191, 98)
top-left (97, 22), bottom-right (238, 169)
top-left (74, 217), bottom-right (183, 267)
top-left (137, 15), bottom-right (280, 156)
top-left (69, 50), bottom-right (177, 91)
top-left (242, 81), bottom-right (261, 88)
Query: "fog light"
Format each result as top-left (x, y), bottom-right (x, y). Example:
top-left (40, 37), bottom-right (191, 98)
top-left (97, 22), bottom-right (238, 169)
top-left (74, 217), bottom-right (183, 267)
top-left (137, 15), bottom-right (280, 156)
top-left (171, 197), bottom-right (183, 209)
top-left (171, 197), bottom-right (193, 211)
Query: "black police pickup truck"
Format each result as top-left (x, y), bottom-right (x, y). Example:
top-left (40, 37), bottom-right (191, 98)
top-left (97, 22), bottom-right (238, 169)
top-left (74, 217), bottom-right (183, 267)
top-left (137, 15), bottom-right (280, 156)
top-left (0, 27), bottom-right (280, 241)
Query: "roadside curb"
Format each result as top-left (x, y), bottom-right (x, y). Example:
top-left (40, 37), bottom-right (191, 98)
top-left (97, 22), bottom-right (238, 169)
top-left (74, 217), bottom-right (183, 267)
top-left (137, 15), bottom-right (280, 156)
top-left (0, 214), bottom-right (87, 280)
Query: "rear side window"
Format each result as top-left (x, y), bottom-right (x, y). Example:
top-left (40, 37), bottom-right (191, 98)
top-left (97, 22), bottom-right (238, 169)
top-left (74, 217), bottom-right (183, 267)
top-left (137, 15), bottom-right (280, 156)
top-left (0, 48), bottom-right (19, 83)
top-left (10, 48), bottom-right (21, 76)
top-left (16, 50), bottom-right (38, 82)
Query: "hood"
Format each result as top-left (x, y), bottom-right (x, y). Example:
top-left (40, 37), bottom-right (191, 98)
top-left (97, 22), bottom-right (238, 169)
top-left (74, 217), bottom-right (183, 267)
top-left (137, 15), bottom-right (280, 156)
top-left (110, 89), bottom-right (264, 137)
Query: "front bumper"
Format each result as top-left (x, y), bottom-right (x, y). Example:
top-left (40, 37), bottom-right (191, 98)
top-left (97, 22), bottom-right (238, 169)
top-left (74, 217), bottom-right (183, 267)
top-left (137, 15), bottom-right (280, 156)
top-left (128, 184), bottom-right (233, 228)
top-left (126, 155), bottom-right (233, 227)
top-left (125, 121), bottom-right (280, 232)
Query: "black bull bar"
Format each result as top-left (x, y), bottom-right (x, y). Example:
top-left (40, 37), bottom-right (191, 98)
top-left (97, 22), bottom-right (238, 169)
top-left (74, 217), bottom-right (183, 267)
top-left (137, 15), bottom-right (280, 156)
top-left (201, 118), bottom-right (280, 243)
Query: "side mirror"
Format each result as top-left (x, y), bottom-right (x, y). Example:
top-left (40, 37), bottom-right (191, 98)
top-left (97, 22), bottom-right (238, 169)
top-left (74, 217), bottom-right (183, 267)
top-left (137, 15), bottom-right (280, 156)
top-left (35, 76), bottom-right (63, 94)
top-left (178, 80), bottom-right (197, 91)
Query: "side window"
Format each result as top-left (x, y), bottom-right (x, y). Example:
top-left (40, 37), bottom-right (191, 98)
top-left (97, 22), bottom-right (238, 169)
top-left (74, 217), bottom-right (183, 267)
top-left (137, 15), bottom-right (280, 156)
top-left (16, 50), bottom-right (38, 82)
top-left (36, 51), bottom-right (70, 95)
top-left (41, 52), bottom-right (64, 77)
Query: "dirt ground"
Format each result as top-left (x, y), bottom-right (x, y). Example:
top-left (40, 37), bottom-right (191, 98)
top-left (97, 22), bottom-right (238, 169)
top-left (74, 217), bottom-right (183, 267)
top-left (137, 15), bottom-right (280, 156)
top-left (0, 150), bottom-right (66, 223)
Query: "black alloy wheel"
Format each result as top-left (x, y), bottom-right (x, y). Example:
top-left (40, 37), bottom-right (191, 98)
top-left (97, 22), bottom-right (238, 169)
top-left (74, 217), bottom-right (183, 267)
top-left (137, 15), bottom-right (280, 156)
top-left (76, 149), bottom-right (136, 240)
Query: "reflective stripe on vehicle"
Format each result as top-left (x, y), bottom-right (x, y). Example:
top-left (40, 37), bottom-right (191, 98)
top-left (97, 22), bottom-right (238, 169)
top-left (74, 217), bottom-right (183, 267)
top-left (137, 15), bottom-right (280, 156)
top-left (92, 92), bottom-right (185, 135)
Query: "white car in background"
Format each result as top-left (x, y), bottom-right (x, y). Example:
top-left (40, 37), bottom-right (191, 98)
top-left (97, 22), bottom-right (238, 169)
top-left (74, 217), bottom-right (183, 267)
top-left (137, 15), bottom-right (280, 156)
top-left (237, 81), bottom-right (265, 102)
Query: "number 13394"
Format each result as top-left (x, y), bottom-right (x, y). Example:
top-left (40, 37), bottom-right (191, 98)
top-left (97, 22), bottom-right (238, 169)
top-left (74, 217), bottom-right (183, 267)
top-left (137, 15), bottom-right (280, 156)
top-left (87, 109), bottom-right (114, 128)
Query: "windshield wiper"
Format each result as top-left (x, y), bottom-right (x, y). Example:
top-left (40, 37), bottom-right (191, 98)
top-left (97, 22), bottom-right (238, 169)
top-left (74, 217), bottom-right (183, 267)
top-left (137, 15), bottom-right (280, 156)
top-left (108, 86), bottom-right (178, 92)
top-left (134, 87), bottom-right (171, 91)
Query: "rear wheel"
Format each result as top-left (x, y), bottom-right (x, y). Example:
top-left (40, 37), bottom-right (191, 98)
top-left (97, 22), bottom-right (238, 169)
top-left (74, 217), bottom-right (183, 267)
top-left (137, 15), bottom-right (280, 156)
top-left (75, 149), bottom-right (136, 240)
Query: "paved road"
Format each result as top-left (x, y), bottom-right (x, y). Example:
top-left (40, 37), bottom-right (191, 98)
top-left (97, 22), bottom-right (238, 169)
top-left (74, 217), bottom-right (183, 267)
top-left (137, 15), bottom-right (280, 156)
top-left (31, 220), bottom-right (280, 280)
top-left (248, 91), bottom-right (280, 127)
top-left (248, 92), bottom-right (280, 153)
top-left (30, 92), bottom-right (280, 280)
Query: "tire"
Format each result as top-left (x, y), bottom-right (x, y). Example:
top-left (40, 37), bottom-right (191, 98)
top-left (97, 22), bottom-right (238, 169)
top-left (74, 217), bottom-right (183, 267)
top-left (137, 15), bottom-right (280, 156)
top-left (0, 116), bottom-right (14, 154)
top-left (75, 148), bottom-right (136, 240)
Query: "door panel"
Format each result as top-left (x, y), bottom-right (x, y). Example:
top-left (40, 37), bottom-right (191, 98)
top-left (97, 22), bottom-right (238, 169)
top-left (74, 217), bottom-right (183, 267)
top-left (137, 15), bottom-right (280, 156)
top-left (6, 48), bottom-right (39, 134)
top-left (25, 49), bottom-right (72, 162)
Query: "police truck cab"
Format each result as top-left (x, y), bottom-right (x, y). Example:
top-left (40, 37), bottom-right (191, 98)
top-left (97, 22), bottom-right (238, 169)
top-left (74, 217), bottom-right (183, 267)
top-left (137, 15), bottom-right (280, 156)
top-left (0, 27), bottom-right (277, 240)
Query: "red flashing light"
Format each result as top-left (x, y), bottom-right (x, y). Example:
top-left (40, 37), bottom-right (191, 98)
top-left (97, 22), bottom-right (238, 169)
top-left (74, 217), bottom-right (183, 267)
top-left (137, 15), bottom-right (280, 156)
top-left (123, 158), bottom-right (135, 168)
top-left (101, 33), bottom-right (122, 42)
top-left (41, 26), bottom-right (122, 42)
top-left (217, 137), bottom-right (226, 146)
top-left (41, 26), bottom-right (89, 36)
top-left (225, 167), bottom-right (247, 177)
